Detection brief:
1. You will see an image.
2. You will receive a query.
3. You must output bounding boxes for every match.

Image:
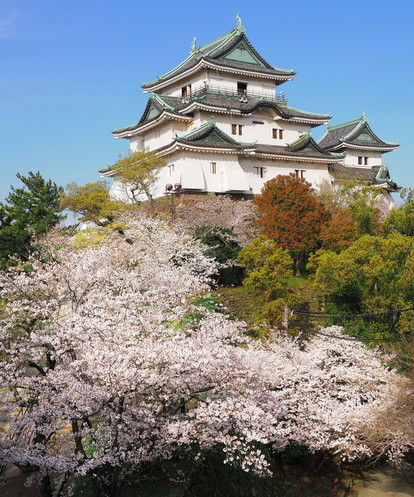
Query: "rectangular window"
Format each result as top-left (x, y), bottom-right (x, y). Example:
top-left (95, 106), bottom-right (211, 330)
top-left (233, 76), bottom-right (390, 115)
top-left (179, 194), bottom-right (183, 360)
top-left (254, 166), bottom-right (266, 178)
top-left (253, 120), bottom-right (264, 125)
top-left (273, 129), bottom-right (284, 139)
top-left (358, 156), bottom-right (363, 165)
top-left (232, 124), bottom-right (244, 135)
top-left (210, 162), bottom-right (217, 174)
top-left (294, 169), bottom-right (305, 179)
top-left (181, 85), bottom-right (191, 97)
top-left (237, 82), bottom-right (247, 94)
top-left (168, 164), bottom-right (174, 176)
top-left (364, 157), bottom-right (369, 165)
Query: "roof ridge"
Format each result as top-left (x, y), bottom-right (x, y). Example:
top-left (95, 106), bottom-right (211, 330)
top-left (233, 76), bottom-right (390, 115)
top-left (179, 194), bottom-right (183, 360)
top-left (284, 105), bottom-right (330, 118)
top-left (142, 52), bottom-right (197, 87)
top-left (152, 93), bottom-right (175, 111)
top-left (327, 117), bottom-right (362, 131)
top-left (176, 119), bottom-right (256, 147)
top-left (287, 133), bottom-right (312, 147)
top-left (340, 119), bottom-right (365, 141)
top-left (202, 30), bottom-right (238, 56)
top-left (287, 133), bottom-right (336, 155)
top-left (178, 118), bottom-right (216, 139)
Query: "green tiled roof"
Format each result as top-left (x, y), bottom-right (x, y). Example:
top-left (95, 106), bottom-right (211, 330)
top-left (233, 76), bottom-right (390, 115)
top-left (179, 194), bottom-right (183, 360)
top-left (155, 120), bottom-right (343, 162)
top-left (113, 90), bottom-right (330, 136)
top-left (328, 163), bottom-right (401, 192)
top-left (112, 94), bottom-right (188, 135)
top-left (142, 22), bottom-right (294, 90)
top-left (175, 119), bottom-right (255, 148)
top-left (318, 114), bottom-right (399, 151)
top-left (287, 133), bottom-right (339, 157)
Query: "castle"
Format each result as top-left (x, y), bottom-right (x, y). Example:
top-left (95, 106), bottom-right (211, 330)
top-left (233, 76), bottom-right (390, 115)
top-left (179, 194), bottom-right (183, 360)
top-left (102, 16), bottom-right (400, 207)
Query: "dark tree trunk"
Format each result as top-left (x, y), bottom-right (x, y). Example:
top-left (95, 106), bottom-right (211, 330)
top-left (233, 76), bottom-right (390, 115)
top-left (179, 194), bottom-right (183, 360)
top-left (40, 474), bottom-right (53, 497)
top-left (294, 253), bottom-right (304, 277)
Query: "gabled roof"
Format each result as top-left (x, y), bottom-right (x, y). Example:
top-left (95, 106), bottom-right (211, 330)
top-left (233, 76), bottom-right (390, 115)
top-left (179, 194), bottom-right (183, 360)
top-left (180, 95), bottom-right (329, 125)
top-left (318, 114), bottom-right (399, 153)
top-left (112, 94), bottom-right (191, 137)
top-left (155, 120), bottom-right (343, 163)
top-left (255, 134), bottom-right (343, 161)
top-left (328, 163), bottom-right (401, 192)
top-left (142, 19), bottom-right (295, 91)
top-left (286, 133), bottom-right (336, 156)
top-left (174, 118), bottom-right (256, 150)
top-left (113, 91), bottom-right (330, 138)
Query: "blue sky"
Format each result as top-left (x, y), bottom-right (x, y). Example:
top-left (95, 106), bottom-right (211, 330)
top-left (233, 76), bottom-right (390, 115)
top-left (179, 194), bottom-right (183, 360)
top-left (1, 0), bottom-right (413, 202)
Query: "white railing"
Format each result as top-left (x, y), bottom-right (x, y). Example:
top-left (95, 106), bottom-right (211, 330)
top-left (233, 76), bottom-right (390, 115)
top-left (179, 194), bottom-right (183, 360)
top-left (186, 84), bottom-right (288, 106)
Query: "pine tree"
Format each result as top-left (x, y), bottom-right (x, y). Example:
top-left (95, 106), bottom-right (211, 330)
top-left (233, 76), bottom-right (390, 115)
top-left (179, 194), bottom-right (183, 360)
top-left (0, 171), bottom-right (64, 264)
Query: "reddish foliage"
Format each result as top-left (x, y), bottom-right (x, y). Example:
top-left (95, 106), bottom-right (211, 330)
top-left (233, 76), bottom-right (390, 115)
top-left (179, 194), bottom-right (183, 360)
top-left (319, 207), bottom-right (358, 252)
top-left (255, 174), bottom-right (327, 252)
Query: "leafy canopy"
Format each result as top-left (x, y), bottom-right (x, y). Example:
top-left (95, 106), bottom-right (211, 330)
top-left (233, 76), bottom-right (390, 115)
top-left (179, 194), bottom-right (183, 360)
top-left (385, 187), bottom-right (414, 236)
top-left (254, 174), bottom-right (327, 274)
top-left (0, 171), bottom-right (64, 265)
top-left (60, 181), bottom-right (125, 224)
top-left (238, 236), bottom-right (293, 300)
top-left (112, 149), bottom-right (166, 204)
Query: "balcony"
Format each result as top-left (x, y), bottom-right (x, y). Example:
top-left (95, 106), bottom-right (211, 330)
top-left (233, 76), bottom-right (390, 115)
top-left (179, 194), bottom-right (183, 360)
top-left (183, 83), bottom-right (288, 106)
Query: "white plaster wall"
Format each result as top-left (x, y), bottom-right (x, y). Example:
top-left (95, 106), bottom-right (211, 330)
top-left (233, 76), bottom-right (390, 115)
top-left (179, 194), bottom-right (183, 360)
top-left (164, 70), bottom-right (210, 97)
top-left (159, 70), bottom-right (278, 99)
top-left (343, 148), bottom-right (383, 167)
top-left (207, 73), bottom-right (276, 98)
top-left (169, 153), bottom-right (248, 193)
top-left (240, 157), bottom-right (332, 194)
top-left (196, 109), bottom-right (312, 146)
top-left (109, 145), bottom-right (334, 202)
top-left (130, 121), bottom-right (191, 152)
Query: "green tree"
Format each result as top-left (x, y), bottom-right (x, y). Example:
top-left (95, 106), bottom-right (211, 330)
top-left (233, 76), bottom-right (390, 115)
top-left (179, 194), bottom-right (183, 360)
top-left (339, 182), bottom-right (383, 236)
top-left (238, 236), bottom-right (307, 330)
top-left (0, 172), bottom-right (64, 265)
top-left (310, 234), bottom-right (414, 338)
top-left (195, 226), bottom-right (244, 286)
top-left (384, 188), bottom-right (414, 236)
top-left (111, 150), bottom-right (166, 206)
top-left (60, 181), bottom-right (125, 225)
top-left (254, 175), bottom-right (327, 275)
top-left (238, 235), bottom-right (293, 303)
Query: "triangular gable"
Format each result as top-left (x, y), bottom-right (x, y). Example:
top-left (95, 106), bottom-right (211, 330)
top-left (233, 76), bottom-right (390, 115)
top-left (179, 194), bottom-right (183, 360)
top-left (200, 128), bottom-right (233, 143)
top-left (346, 123), bottom-right (382, 144)
top-left (287, 135), bottom-right (331, 156)
top-left (140, 100), bottom-right (162, 123)
top-left (221, 39), bottom-right (267, 67)
top-left (300, 143), bottom-right (326, 154)
top-left (178, 121), bottom-right (243, 146)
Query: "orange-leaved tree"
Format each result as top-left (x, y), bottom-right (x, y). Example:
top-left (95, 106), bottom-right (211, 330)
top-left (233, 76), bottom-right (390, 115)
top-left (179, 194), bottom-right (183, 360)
top-left (254, 174), bottom-right (327, 275)
top-left (319, 207), bottom-right (358, 253)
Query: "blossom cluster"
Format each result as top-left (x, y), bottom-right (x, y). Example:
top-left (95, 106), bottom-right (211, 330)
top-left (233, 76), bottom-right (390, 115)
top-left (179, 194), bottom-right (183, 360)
top-left (0, 216), bottom-right (406, 490)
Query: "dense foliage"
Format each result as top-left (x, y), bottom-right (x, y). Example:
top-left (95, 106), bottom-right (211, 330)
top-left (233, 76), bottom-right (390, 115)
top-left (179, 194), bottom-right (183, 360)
top-left (3, 171), bottom-right (414, 496)
top-left (60, 181), bottom-right (125, 224)
top-left (111, 150), bottom-right (166, 205)
top-left (0, 215), bottom-right (408, 497)
top-left (0, 172), bottom-right (64, 266)
top-left (254, 175), bottom-right (327, 274)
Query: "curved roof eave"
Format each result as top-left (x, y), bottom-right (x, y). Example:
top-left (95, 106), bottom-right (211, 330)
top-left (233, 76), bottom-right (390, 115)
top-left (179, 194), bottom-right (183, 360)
top-left (113, 111), bottom-right (192, 138)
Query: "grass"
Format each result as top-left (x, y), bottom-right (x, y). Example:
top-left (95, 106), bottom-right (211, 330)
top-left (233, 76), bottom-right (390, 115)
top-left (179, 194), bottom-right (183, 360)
top-left (216, 286), bottom-right (264, 326)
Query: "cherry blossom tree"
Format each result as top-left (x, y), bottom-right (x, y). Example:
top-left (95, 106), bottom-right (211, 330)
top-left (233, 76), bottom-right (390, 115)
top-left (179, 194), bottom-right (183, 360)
top-left (0, 216), bottom-right (407, 496)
